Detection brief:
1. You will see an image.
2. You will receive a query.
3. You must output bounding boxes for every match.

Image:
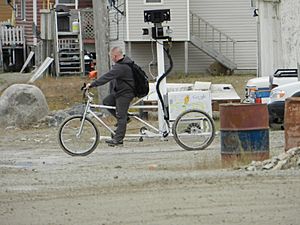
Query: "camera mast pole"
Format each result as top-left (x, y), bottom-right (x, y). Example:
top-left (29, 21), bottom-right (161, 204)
top-left (156, 40), bottom-right (168, 135)
top-left (143, 9), bottom-right (172, 136)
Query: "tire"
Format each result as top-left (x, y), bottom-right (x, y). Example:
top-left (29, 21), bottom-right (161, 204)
top-left (58, 115), bottom-right (99, 156)
top-left (292, 92), bottom-right (300, 97)
top-left (172, 109), bottom-right (215, 151)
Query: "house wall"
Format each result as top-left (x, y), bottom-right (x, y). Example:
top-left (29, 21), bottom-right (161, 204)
top-left (257, 0), bottom-right (300, 77)
top-left (14, 0), bottom-right (89, 47)
top-left (109, 2), bottom-right (126, 50)
top-left (280, 0), bottom-right (300, 69)
top-left (78, 0), bottom-right (92, 8)
top-left (189, 0), bottom-right (257, 72)
top-left (125, 0), bottom-right (189, 41)
top-left (105, 0), bottom-right (258, 75)
top-left (15, 0), bottom-right (40, 46)
top-left (120, 0), bottom-right (257, 74)
top-left (15, 0), bottom-right (56, 46)
top-left (121, 41), bottom-right (189, 76)
top-left (0, 2), bottom-right (13, 23)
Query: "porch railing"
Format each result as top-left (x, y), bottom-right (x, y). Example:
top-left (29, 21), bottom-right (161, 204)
top-left (0, 26), bottom-right (25, 46)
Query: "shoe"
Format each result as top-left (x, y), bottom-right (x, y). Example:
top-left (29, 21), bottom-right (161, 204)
top-left (114, 117), bottom-right (131, 127)
top-left (105, 139), bottom-right (123, 147)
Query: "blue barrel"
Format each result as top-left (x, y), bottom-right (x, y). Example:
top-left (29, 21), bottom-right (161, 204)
top-left (220, 104), bottom-right (270, 164)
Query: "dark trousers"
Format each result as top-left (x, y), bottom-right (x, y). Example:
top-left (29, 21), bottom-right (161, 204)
top-left (103, 94), bottom-right (133, 141)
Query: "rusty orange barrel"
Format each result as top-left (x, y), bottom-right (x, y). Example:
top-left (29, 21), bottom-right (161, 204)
top-left (220, 103), bottom-right (270, 164)
top-left (284, 97), bottom-right (300, 151)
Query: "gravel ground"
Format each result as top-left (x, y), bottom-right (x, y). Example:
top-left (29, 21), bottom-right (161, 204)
top-left (0, 126), bottom-right (300, 225)
top-left (1, 72), bottom-right (299, 225)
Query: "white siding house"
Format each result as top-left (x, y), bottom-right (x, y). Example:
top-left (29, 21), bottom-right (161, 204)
top-left (125, 0), bottom-right (189, 41)
top-left (109, 0), bottom-right (257, 75)
top-left (256, 0), bottom-right (300, 77)
top-left (189, 0), bottom-right (257, 71)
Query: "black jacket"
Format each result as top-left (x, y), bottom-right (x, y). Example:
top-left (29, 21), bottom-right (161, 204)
top-left (90, 56), bottom-right (135, 98)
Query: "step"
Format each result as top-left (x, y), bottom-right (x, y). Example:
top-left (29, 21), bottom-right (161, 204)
top-left (59, 58), bottom-right (80, 62)
top-left (58, 32), bottom-right (80, 36)
top-left (59, 50), bottom-right (80, 54)
top-left (58, 72), bottom-right (83, 76)
top-left (59, 50), bottom-right (80, 53)
top-left (190, 35), bottom-right (237, 70)
top-left (59, 48), bottom-right (80, 51)
top-left (59, 62), bottom-right (81, 66)
top-left (56, 12), bottom-right (71, 16)
top-left (58, 39), bottom-right (79, 42)
top-left (59, 66), bottom-right (81, 70)
top-left (59, 55), bottom-right (80, 60)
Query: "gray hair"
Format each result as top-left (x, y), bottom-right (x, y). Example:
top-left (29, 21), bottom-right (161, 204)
top-left (110, 46), bottom-right (123, 56)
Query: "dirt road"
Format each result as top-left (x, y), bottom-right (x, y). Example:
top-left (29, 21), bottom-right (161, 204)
top-left (0, 127), bottom-right (299, 225)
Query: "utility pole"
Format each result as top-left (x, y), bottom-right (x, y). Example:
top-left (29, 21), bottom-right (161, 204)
top-left (92, 0), bottom-right (110, 103)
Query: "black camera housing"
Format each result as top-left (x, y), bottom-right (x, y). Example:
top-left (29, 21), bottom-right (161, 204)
top-left (144, 9), bottom-right (171, 24)
top-left (151, 27), bottom-right (167, 39)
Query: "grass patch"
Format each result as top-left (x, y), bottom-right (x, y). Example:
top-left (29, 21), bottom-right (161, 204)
top-left (0, 78), bottom-right (5, 85)
top-left (24, 73), bottom-right (255, 111)
top-left (34, 76), bottom-right (91, 111)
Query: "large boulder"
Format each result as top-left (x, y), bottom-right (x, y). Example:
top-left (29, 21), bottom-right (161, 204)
top-left (0, 84), bottom-right (49, 128)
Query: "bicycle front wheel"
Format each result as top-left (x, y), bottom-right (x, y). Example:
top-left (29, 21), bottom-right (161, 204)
top-left (172, 109), bottom-right (215, 151)
top-left (58, 115), bottom-right (99, 156)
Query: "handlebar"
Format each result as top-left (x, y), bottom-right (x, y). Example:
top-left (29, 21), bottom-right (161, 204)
top-left (81, 83), bottom-right (94, 102)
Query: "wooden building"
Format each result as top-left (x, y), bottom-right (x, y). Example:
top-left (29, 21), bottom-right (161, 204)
top-left (0, 1), bottom-right (13, 24)
top-left (0, 0), bottom-right (93, 72)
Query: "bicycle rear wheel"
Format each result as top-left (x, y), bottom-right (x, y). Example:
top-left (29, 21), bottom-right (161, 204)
top-left (58, 115), bottom-right (99, 156)
top-left (172, 109), bottom-right (215, 151)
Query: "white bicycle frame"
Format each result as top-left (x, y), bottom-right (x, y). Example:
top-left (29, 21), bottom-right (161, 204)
top-left (80, 90), bottom-right (166, 140)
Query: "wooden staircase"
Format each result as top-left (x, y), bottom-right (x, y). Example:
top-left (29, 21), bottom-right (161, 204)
top-left (53, 7), bottom-right (84, 76)
top-left (190, 12), bottom-right (237, 71)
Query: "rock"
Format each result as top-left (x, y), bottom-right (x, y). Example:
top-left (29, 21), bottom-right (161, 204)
top-left (262, 162), bottom-right (275, 170)
top-left (276, 152), bottom-right (289, 161)
top-left (53, 110), bottom-right (69, 126)
top-left (244, 148), bottom-right (300, 171)
top-left (148, 164), bottom-right (158, 170)
top-left (246, 165), bottom-right (256, 171)
top-left (287, 147), bottom-right (300, 156)
top-left (39, 104), bottom-right (87, 127)
top-left (66, 104), bottom-right (85, 115)
top-left (272, 159), bottom-right (288, 170)
top-left (0, 84), bottom-right (49, 128)
top-left (208, 61), bottom-right (231, 76)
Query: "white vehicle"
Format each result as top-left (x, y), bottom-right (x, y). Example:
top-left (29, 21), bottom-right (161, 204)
top-left (244, 69), bottom-right (298, 103)
top-left (268, 81), bottom-right (300, 126)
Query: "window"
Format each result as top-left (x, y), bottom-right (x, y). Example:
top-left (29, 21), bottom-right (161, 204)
top-left (250, 0), bottom-right (256, 8)
top-left (145, 0), bottom-right (162, 4)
